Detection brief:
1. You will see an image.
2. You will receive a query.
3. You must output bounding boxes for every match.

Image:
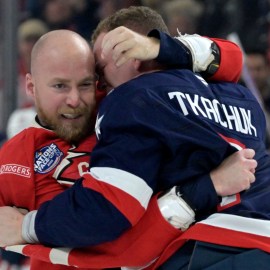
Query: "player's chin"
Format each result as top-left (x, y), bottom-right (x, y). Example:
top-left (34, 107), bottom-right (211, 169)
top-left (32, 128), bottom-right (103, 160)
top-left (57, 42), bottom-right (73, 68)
top-left (56, 123), bottom-right (88, 143)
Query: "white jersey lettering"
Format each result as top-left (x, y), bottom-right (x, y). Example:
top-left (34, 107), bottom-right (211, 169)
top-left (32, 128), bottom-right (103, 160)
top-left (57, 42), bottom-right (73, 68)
top-left (169, 91), bottom-right (257, 137)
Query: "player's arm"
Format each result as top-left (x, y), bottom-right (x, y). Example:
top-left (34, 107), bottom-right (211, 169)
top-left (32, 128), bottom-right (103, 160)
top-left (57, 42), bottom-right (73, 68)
top-left (100, 26), bottom-right (243, 83)
top-left (158, 148), bottom-right (257, 227)
top-left (0, 133), bottom-right (36, 209)
top-left (152, 30), bottom-right (243, 82)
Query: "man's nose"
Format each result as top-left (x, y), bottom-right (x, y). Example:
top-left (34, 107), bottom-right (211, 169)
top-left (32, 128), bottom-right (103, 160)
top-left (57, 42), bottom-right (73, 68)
top-left (66, 88), bottom-right (80, 107)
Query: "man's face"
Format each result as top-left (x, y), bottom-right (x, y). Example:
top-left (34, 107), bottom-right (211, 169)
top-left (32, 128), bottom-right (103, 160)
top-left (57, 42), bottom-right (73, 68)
top-left (246, 53), bottom-right (269, 91)
top-left (93, 32), bottom-right (138, 92)
top-left (28, 46), bottom-right (96, 143)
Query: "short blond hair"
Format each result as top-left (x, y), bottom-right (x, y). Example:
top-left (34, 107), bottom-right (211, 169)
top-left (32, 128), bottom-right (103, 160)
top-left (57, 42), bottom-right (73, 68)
top-left (91, 6), bottom-right (169, 45)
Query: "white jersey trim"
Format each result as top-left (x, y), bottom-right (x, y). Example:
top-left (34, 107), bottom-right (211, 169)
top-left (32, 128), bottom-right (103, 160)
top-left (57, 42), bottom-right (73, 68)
top-left (49, 247), bottom-right (72, 265)
top-left (90, 167), bottom-right (153, 209)
top-left (199, 213), bottom-right (270, 237)
top-left (6, 244), bottom-right (26, 254)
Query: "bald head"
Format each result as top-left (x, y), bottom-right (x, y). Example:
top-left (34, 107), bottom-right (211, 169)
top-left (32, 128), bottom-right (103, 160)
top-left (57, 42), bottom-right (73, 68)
top-left (26, 29), bottom-right (97, 143)
top-left (31, 30), bottom-right (93, 76)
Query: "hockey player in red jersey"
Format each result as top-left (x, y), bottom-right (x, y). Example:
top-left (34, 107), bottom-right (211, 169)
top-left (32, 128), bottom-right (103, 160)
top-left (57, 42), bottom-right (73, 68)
top-left (0, 12), bottom-right (252, 270)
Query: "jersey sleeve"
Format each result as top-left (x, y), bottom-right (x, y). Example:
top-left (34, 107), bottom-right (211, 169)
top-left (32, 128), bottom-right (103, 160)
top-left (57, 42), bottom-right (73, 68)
top-left (209, 38), bottom-right (243, 83)
top-left (179, 174), bottom-right (220, 220)
top-left (16, 175), bottom-right (219, 269)
top-left (10, 194), bottom-right (183, 269)
top-left (150, 30), bottom-right (243, 83)
top-left (0, 131), bottom-right (36, 210)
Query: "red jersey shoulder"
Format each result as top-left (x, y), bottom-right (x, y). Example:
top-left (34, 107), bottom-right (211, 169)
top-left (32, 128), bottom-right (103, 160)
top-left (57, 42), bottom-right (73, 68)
top-left (0, 127), bottom-right (52, 178)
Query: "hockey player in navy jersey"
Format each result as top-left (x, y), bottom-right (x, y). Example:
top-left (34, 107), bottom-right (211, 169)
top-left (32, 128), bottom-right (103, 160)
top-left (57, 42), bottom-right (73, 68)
top-left (92, 7), bottom-right (270, 269)
top-left (0, 5), bottom-right (262, 270)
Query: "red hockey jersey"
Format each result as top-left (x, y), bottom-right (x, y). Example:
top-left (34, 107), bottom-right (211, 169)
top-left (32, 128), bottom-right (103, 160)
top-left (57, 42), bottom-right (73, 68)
top-left (0, 121), bottom-right (97, 270)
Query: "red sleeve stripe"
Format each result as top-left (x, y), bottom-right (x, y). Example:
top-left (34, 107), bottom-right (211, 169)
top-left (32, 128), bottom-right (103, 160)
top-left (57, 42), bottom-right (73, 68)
top-left (209, 38), bottom-right (243, 83)
top-left (82, 168), bottom-right (152, 225)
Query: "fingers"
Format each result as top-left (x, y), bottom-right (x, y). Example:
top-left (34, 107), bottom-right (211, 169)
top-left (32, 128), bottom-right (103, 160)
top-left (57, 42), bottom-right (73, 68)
top-left (111, 39), bottom-right (135, 66)
top-left (244, 172), bottom-right (255, 191)
top-left (13, 206), bottom-right (28, 215)
top-left (237, 148), bottom-right (257, 190)
top-left (248, 159), bottom-right (257, 171)
top-left (101, 27), bottom-right (130, 59)
top-left (248, 170), bottom-right (256, 183)
top-left (246, 159), bottom-right (257, 187)
top-left (101, 31), bottom-right (135, 66)
top-left (239, 148), bottom-right (257, 172)
top-left (100, 26), bottom-right (160, 67)
top-left (241, 148), bottom-right (255, 159)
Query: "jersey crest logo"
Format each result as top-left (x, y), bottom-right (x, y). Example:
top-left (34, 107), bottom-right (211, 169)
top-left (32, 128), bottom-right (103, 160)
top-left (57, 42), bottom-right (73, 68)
top-left (53, 145), bottom-right (91, 185)
top-left (34, 143), bottom-right (63, 174)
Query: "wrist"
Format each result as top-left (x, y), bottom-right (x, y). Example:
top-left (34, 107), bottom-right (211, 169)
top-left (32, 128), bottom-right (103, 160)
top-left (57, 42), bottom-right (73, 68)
top-left (22, 210), bottom-right (39, 244)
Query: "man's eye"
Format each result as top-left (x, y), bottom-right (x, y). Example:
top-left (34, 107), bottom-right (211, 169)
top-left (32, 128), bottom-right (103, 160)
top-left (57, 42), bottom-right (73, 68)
top-left (82, 82), bottom-right (93, 87)
top-left (54, 83), bottom-right (66, 89)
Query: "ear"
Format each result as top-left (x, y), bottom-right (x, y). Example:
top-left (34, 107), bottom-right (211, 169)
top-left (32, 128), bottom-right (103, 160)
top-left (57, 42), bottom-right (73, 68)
top-left (25, 73), bottom-right (35, 98)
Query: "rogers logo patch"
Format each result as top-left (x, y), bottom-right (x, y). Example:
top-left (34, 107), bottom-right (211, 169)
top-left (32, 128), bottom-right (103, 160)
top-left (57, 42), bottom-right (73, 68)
top-left (0, 164), bottom-right (31, 178)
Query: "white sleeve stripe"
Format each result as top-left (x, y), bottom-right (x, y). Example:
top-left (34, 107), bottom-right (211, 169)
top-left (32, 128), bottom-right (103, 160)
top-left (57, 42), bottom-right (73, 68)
top-left (5, 245), bottom-right (26, 253)
top-left (90, 167), bottom-right (153, 209)
top-left (200, 213), bottom-right (270, 237)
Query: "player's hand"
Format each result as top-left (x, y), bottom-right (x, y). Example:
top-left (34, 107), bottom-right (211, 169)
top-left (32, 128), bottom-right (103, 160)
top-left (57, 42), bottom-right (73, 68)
top-left (0, 206), bottom-right (26, 247)
top-left (210, 148), bottom-right (257, 196)
top-left (101, 26), bottom-right (160, 67)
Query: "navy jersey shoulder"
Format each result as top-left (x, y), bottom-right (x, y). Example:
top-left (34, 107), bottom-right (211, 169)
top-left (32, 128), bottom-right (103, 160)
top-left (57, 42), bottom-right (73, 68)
top-left (95, 69), bottom-right (265, 188)
top-left (96, 69), bottom-right (270, 217)
top-left (99, 69), bottom-right (265, 151)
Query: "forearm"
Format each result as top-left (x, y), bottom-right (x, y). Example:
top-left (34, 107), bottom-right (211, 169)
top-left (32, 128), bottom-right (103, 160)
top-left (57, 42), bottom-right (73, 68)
top-left (22, 179), bottom-right (131, 247)
top-left (179, 174), bottom-right (220, 220)
top-left (149, 29), bottom-right (192, 69)
top-left (149, 29), bottom-right (243, 82)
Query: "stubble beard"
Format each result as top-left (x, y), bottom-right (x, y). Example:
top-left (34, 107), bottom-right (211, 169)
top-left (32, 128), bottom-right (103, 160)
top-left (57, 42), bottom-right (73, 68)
top-left (37, 105), bottom-right (94, 144)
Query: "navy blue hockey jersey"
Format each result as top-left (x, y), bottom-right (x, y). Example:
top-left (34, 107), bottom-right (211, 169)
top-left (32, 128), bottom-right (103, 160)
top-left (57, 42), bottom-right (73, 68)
top-left (35, 69), bottom-right (270, 247)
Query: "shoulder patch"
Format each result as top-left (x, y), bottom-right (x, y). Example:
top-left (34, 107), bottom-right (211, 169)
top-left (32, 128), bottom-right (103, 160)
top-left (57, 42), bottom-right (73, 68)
top-left (34, 143), bottom-right (63, 174)
top-left (0, 164), bottom-right (31, 178)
